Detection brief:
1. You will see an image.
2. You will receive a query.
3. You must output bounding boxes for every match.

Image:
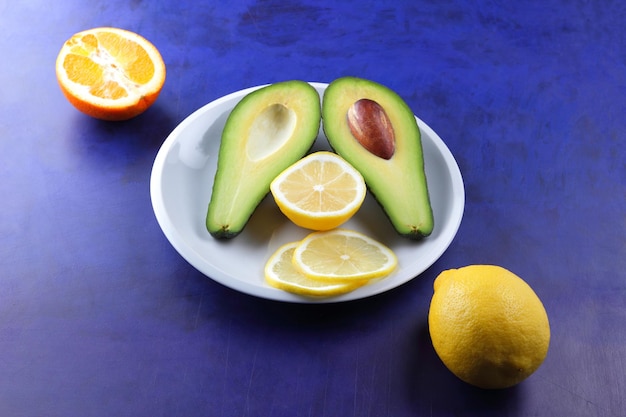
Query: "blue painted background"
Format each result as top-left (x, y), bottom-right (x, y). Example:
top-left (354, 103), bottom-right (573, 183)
top-left (0, 1), bottom-right (624, 416)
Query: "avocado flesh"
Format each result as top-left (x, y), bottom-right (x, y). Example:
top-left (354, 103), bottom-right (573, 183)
top-left (207, 81), bottom-right (321, 238)
top-left (322, 77), bottom-right (434, 239)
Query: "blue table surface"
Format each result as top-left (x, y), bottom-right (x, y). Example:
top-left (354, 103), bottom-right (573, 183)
top-left (1, 1), bottom-right (625, 416)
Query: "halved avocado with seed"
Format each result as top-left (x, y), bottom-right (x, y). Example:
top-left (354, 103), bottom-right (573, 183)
top-left (322, 77), bottom-right (434, 239)
top-left (207, 81), bottom-right (321, 239)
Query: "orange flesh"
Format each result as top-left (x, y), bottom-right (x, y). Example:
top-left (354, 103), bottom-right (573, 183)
top-left (62, 32), bottom-right (155, 99)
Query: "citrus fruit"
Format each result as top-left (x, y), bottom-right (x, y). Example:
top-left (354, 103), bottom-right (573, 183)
top-left (428, 265), bottom-right (550, 389)
top-left (270, 151), bottom-right (366, 231)
top-left (264, 242), bottom-right (364, 297)
top-left (292, 229), bottom-right (397, 282)
top-left (56, 27), bottom-right (166, 121)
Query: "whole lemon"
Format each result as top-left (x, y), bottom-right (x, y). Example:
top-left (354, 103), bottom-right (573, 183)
top-left (428, 265), bottom-right (550, 389)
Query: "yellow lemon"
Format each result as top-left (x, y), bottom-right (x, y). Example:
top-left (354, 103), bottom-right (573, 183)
top-left (428, 265), bottom-right (550, 389)
top-left (264, 242), bottom-right (363, 297)
top-left (292, 229), bottom-right (397, 283)
top-left (270, 151), bottom-right (366, 231)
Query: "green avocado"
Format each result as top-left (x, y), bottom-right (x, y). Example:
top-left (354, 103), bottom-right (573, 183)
top-left (207, 81), bottom-right (321, 238)
top-left (322, 77), bottom-right (434, 239)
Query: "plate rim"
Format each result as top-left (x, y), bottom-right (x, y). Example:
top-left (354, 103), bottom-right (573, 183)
top-left (150, 81), bottom-right (465, 303)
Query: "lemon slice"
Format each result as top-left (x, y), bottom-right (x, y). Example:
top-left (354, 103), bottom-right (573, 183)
top-left (292, 229), bottom-right (398, 282)
top-left (264, 242), bottom-right (363, 297)
top-left (270, 151), bottom-right (366, 230)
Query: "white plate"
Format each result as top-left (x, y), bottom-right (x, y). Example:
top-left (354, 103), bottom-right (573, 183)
top-left (150, 82), bottom-right (464, 303)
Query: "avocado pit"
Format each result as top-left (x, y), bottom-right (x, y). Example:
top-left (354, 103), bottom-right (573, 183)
top-left (346, 98), bottom-right (395, 160)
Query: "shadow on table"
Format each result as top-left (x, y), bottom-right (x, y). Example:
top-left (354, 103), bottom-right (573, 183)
top-left (68, 102), bottom-right (179, 160)
top-left (179, 247), bottom-right (523, 415)
top-left (208, 282), bottom-right (386, 324)
top-left (404, 320), bottom-right (523, 415)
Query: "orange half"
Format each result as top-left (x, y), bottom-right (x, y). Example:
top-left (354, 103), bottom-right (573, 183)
top-left (55, 27), bottom-right (166, 121)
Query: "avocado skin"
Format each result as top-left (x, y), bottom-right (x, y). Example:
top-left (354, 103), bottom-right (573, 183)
top-left (207, 81), bottom-right (321, 239)
top-left (322, 77), bottom-right (434, 240)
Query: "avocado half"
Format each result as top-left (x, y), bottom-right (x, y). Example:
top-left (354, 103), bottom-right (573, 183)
top-left (207, 80), bottom-right (321, 239)
top-left (322, 77), bottom-right (434, 239)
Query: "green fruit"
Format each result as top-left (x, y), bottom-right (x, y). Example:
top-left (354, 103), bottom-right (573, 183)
top-left (207, 81), bottom-right (321, 239)
top-left (322, 77), bottom-right (433, 239)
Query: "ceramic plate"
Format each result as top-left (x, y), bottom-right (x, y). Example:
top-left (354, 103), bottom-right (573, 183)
top-left (150, 82), bottom-right (464, 303)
